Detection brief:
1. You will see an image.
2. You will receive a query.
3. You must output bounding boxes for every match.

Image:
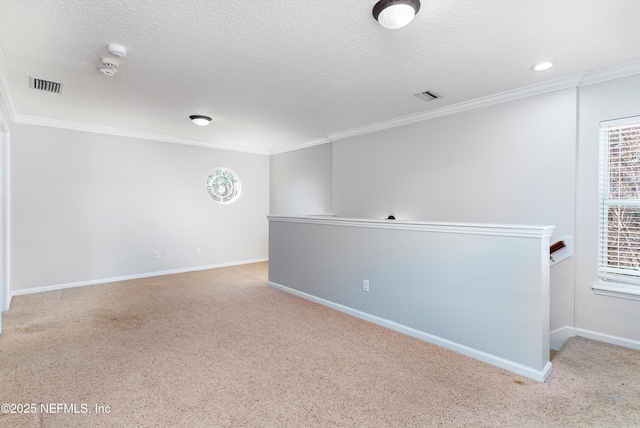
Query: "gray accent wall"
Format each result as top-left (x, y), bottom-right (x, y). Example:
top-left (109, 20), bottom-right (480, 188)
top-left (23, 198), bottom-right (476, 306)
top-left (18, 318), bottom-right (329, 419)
top-left (11, 124), bottom-right (269, 291)
top-left (268, 216), bottom-right (553, 381)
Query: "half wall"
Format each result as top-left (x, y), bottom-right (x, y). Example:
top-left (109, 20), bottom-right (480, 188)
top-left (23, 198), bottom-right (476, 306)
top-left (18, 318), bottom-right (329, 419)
top-left (268, 215), bottom-right (554, 381)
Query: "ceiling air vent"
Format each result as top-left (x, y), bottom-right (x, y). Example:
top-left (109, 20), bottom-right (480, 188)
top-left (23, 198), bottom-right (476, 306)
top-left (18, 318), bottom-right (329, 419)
top-left (414, 90), bottom-right (440, 102)
top-left (30, 77), bottom-right (62, 94)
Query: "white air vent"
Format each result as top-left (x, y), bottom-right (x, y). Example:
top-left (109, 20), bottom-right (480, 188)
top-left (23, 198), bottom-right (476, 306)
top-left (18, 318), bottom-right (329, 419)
top-left (30, 77), bottom-right (62, 94)
top-left (414, 90), bottom-right (440, 101)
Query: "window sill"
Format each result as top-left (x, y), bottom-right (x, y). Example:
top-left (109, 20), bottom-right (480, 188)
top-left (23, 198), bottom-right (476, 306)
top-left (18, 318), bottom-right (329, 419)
top-left (593, 282), bottom-right (640, 302)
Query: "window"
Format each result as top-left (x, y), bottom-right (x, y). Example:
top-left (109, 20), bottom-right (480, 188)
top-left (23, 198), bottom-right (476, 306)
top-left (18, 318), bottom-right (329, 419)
top-left (206, 167), bottom-right (241, 204)
top-left (597, 116), bottom-right (640, 298)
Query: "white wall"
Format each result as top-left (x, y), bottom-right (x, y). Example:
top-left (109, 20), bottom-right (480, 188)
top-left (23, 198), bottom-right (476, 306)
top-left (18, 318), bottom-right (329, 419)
top-left (269, 143), bottom-right (332, 215)
top-left (1, 116), bottom-right (9, 306)
top-left (331, 89), bottom-right (577, 339)
top-left (11, 124), bottom-right (269, 292)
top-left (576, 73), bottom-right (640, 346)
top-left (0, 92), bottom-right (10, 325)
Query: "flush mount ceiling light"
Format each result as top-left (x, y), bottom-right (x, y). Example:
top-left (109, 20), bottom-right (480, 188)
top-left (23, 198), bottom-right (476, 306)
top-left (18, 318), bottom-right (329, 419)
top-left (190, 115), bottom-right (212, 126)
top-left (530, 61), bottom-right (555, 71)
top-left (373, 0), bottom-right (421, 29)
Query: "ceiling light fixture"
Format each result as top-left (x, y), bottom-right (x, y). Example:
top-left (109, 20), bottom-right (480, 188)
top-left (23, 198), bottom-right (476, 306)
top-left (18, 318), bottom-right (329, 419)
top-left (373, 0), bottom-right (421, 29)
top-left (530, 61), bottom-right (555, 71)
top-left (190, 115), bottom-right (212, 126)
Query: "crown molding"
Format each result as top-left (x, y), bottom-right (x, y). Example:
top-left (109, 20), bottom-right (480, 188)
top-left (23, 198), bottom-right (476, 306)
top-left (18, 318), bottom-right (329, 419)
top-left (327, 61), bottom-right (640, 141)
top-left (578, 59), bottom-right (640, 87)
top-left (268, 136), bottom-right (331, 155)
top-left (3, 38), bottom-right (640, 155)
top-left (1, 42), bottom-right (268, 155)
top-left (13, 115), bottom-right (270, 155)
top-left (324, 60), bottom-right (640, 144)
top-left (327, 73), bottom-right (586, 142)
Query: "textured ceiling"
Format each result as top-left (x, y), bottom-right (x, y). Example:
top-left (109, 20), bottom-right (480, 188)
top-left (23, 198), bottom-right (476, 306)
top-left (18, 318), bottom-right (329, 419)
top-left (1, 0), bottom-right (640, 154)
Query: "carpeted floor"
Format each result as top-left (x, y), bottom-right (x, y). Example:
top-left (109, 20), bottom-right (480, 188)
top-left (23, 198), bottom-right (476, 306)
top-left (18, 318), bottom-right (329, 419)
top-left (1, 262), bottom-right (639, 427)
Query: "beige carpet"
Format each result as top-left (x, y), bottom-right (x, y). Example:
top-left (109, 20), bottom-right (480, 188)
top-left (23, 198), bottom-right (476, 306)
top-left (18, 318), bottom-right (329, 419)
top-left (1, 262), bottom-right (639, 427)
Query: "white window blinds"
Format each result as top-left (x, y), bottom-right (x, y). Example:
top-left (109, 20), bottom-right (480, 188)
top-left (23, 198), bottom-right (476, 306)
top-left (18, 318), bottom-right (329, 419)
top-left (599, 117), bottom-right (640, 286)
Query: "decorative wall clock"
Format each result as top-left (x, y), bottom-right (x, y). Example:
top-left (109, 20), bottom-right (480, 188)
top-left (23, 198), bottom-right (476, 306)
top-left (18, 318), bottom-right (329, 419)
top-left (206, 168), bottom-right (241, 204)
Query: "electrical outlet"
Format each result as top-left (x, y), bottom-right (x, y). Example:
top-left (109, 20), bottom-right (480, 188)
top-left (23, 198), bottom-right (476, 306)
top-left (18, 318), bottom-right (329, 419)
top-left (362, 279), bottom-right (370, 292)
top-left (196, 247), bottom-right (201, 255)
top-left (166, 250), bottom-right (171, 258)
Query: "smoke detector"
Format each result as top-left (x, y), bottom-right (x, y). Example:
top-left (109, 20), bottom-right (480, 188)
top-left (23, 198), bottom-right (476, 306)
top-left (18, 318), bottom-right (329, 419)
top-left (107, 43), bottom-right (127, 58)
top-left (99, 56), bottom-right (120, 76)
top-left (97, 43), bottom-right (127, 76)
top-left (101, 56), bottom-right (120, 68)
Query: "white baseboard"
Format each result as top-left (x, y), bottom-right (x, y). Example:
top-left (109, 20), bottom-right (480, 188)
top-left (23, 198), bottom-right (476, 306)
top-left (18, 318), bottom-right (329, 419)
top-left (530, 325), bottom-right (640, 352)
top-left (268, 281), bottom-right (552, 382)
top-left (550, 326), bottom-right (576, 351)
top-left (576, 328), bottom-right (640, 351)
top-left (12, 258), bottom-right (268, 296)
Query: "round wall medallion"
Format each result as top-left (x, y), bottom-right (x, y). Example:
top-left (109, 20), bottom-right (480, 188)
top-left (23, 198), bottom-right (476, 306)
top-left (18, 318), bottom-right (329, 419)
top-left (206, 168), bottom-right (241, 204)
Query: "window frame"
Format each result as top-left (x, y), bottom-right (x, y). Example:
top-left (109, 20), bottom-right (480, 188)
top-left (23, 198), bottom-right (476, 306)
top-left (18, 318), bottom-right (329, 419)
top-left (594, 116), bottom-right (640, 301)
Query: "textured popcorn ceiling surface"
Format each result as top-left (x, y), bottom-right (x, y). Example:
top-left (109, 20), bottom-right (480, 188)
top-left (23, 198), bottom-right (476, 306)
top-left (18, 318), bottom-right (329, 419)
top-left (0, 0), bottom-right (639, 153)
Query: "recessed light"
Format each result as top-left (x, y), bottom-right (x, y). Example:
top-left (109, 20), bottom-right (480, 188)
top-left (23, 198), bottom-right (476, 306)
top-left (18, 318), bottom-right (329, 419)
top-left (531, 61), bottom-right (555, 71)
top-left (190, 115), bottom-right (212, 126)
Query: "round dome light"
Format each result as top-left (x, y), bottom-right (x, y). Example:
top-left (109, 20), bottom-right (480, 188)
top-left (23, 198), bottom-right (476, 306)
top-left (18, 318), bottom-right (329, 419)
top-left (373, 0), bottom-right (421, 30)
top-left (190, 115), bottom-right (212, 126)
